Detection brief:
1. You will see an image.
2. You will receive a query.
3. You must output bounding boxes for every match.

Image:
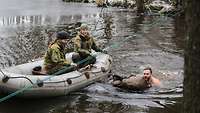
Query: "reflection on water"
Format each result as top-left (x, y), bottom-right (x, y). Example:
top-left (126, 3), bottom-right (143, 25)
top-left (0, 2), bottom-right (184, 113)
top-left (0, 14), bottom-right (101, 27)
top-left (0, 16), bottom-right (42, 26)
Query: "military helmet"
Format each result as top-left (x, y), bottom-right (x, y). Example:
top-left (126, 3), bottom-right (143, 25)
top-left (56, 31), bottom-right (70, 40)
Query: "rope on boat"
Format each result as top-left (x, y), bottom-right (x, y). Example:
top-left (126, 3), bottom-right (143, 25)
top-left (5, 76), bottom-right (34, 84)
top-left (0, 69), bottom-right (6, 78)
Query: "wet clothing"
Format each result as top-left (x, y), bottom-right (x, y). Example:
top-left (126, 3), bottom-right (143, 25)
top-left (112, 75), bottom-right (151, 91)
top-left (73, 33), bottom-right (102, 66)
top-left (43, 41), bottom-right (74, 75)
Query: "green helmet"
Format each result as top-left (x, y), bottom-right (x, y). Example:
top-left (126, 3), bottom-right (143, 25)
top-left (56, 31), bottom-right (70, 39)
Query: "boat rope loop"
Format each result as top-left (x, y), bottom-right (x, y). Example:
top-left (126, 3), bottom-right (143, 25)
top-left (0, 69), bottom-right (34, 84)
top-left (4, 76), bottom-right (34, 84)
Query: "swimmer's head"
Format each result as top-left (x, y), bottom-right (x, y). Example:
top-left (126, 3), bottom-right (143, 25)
top-left (143, 67), bottom-right (152, 81)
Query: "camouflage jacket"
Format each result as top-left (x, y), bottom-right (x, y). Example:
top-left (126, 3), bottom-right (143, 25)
top-left (44, 41), bottom-right (71, 71)
top-left (73, 33), bottom-right (102, 55)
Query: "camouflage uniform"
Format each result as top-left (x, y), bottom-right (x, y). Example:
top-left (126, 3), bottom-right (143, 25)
top-left (73, 33), bottom-right (102, 67)
top-left (74, 33), bottom-right (102, 56)
top-left (44, 41), bottom-right (72, 75)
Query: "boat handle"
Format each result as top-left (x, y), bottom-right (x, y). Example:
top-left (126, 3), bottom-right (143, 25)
top-left (84, 72), bottom-right (90, 79)
top-left (101, 67), bottom-right (106, 73)
top-left (36, 79), bottom-right (44, 87)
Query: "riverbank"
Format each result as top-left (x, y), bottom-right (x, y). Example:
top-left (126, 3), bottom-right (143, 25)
top-left (63, 0), bottom-right (180, 15)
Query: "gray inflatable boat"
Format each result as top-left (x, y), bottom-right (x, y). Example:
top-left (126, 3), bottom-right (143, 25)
top-left (0, 52), bottom-right (112, 98)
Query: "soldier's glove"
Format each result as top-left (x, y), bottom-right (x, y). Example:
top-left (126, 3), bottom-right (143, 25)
top-left (70, 62), bottom-right (78, 67)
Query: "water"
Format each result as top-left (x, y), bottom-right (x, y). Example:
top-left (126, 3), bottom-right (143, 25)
top-left (0, 0), bottom-right (184, 113)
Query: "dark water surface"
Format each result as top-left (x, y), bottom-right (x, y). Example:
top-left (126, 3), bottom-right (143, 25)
top-left (0, 0), bottom-right (184, 113)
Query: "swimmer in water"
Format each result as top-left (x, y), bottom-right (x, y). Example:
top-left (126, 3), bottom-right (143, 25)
top-left (112, 67), bottom-right (161, 90)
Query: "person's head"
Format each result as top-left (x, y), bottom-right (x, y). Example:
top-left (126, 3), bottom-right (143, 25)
top-left (56, 31), bottom-right (70, 45)
top-left (79, 24), bottom-right (89, 37)
top-left (143, 67), bottom-right (152, 81)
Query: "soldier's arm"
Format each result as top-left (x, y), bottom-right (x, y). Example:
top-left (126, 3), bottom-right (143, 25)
top-left (51, 48), bottom-right (71, 65)
top-left (91, 37), bottom-right (102, 52)
top-left (74, 37), bottom-right (90, 55)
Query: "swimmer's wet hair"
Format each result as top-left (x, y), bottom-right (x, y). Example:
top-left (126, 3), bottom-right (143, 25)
top-left (144, 67), bottom-right (152, 74)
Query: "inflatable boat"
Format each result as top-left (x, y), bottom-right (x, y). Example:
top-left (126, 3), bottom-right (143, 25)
top-left (0, 52), bottom-right (112, 98)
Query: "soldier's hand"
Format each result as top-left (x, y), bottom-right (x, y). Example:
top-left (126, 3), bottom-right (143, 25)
top-left (71, 62), bottom-right (77, 67)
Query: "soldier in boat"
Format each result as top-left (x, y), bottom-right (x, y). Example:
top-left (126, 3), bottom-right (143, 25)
top-left (72, 24), bottom-right (107, 68)
top-left (43, 31), bottom-right (77, 75)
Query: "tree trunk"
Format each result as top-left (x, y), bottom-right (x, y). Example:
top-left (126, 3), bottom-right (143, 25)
top-left (184, 0), bottom-right (200, 113)
top-left (136, 0), bottom-right (144, 14)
